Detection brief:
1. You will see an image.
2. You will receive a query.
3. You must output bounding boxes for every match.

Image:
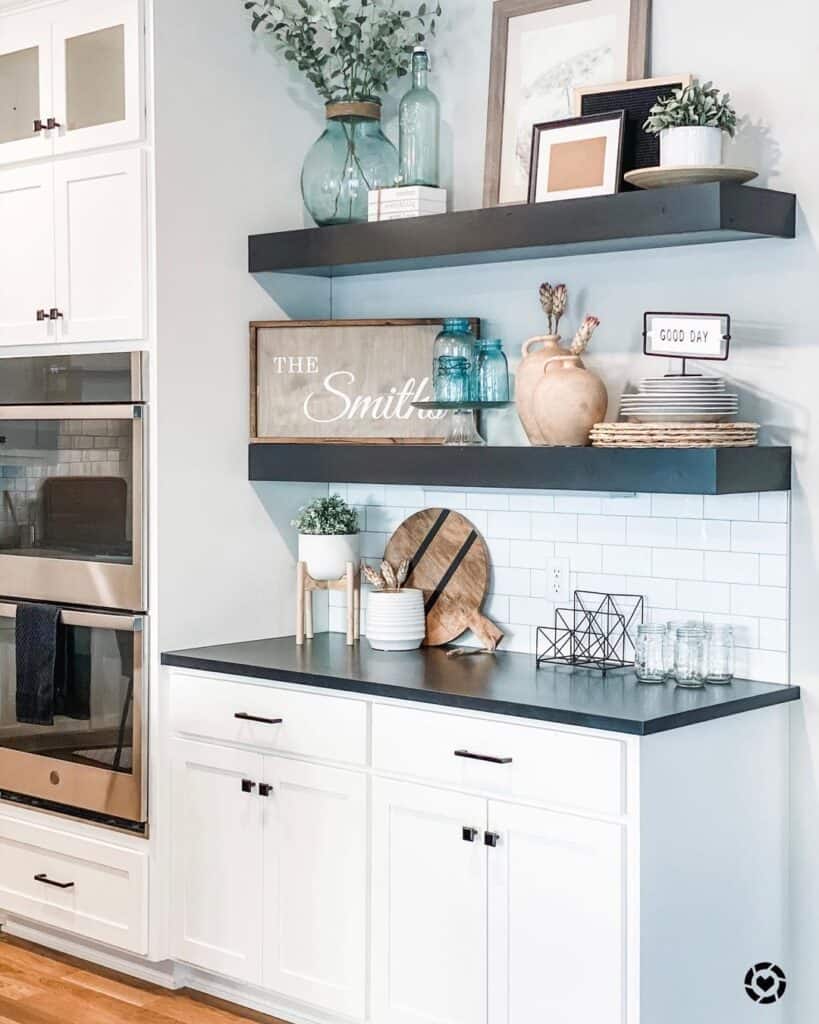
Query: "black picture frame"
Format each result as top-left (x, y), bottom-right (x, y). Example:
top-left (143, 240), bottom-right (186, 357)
top-left (528, 111), bottom-right (626, 205)
top-left (643, 311), bottom-right (732, 364)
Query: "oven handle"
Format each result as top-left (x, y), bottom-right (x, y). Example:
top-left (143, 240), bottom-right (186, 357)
top-left (0, 604), bottom-right (143, 632)
top-left (0, 404), bottom-right (143, 421)
top-left (34, 873), bottom-right (75, 890)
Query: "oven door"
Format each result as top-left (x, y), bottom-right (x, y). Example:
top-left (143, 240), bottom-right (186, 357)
top-left (0, 405), bottom-right (145, 611)
top-left (0, 605), bottom-right (146, 824)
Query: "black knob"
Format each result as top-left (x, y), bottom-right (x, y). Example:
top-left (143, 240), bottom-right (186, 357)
top-left (36, 309), bottom-right (48, 322)
top-left (484, 831), bottom-right (500, 848)
top-left (241, 779), bottom-right (256, 793)
top-left (34, 119), bottom-right (45, 133)
top-left (259, 783), bottom-right (273, 798)
top-left (49, 308), bottom-right (64, 320)
top-left (462, 826), bottom-right (479, 843)
top-left (46, 117), bottom-right (61, 130)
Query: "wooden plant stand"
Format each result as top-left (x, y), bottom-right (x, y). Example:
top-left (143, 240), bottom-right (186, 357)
top-left (296, 561), bottom-right (361, 646)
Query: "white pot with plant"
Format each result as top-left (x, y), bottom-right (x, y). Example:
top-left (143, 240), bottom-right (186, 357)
top-left (293, 494), bottom-right (360, 581)
top-left (644, 80), bottom-right (737, 167)
top-left (361, 561), bottom-right (426, 652)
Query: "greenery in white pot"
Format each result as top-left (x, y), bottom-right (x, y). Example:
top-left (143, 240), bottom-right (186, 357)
top-left (243, 0), bottom-right (442, 225)
top-left (644, 80), bottom-right (738, 167)
top-left (293, 494), bottom-right (360, 581)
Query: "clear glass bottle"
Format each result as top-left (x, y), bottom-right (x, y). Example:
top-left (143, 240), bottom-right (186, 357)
top-left (433, 319), bottom-right (477, 399)
top-left (635, 623), bottom-right (667, 683)
top-left (705, 624), bottom-right (735, 683)
top-left (399, 47), bottom-right (440, 188)
top-left (475, 339), bottom-right (510, 402)
top-left (434, 355), bottom-right (470, 404)
top-left (673, 625), bottom-right (707, 687)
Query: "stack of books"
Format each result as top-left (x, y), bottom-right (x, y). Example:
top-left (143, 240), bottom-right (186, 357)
top-left (368, 186), bottom-right (447, 222)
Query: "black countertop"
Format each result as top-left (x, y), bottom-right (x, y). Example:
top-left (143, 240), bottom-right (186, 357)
top-left (161, 634), bottom-right (800, 736)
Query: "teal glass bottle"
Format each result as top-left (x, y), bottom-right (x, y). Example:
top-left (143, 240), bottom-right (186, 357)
top-left (433, 319), bottom-right (477, 400)
top-left (399, 48), bottom-right (440, 188)
top-left (475, 339), bottom-right (510, 402)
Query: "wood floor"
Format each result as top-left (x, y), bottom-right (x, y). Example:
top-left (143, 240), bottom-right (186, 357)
top-left (0, 935), bottom-right (287, 1024)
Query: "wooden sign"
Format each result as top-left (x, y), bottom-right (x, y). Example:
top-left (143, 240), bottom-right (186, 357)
top-left (643, 312), bottom-right (731, 362)
top-left (250, 319), bottom-right (479, 444)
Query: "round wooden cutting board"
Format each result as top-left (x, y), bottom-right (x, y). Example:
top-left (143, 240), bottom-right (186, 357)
top-left (384, 508), bottom-right (504, 649)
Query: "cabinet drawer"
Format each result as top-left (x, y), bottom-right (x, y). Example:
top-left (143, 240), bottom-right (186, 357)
top-left (0, 815), bottom-right (147, 954)
top-left (372, 703), bottom-right (625, 816)
top-left (170, 671), bottom-right (368, 766)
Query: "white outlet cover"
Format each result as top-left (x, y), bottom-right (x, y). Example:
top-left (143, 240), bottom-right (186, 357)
top-left (546, 556), bottom-right (570, 603)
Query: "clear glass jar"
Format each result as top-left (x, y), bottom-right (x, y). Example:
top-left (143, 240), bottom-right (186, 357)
top-left (433, 320), bottom-right (477, 399)
top-left (705, 624), bottom-right (735, 683)
top-left (434, 355), bottom-right (470, 404)
top-left (399, 48), bottom-right (440, 188)
top-left (673, 625), bottom-right (707, 687)
top-left (664, 619), bottom-right (699, 677)
top-left (635, 623), bottom-right (667, 683)
top-left (475, 339), bottom-right (510, 402)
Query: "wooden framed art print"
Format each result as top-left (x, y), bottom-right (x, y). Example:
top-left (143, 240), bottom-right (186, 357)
top-left (250, 319), bottom-right (478, 444)
top-left (483, 0), bottom-right (651, 206)
top-left (528, 110), bottom-right (625, 203)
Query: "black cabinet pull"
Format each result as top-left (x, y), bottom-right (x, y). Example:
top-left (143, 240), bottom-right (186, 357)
top-left (36, 309), bottom-right (48, 321)
top-left (234, 712), bottom-right (283, 725)
top-left (259, 783), bottom-right (273, 798)
top-left (462, 826), bottom-right (479, 843)
top-left (484, 831), bottom-right (501, 848)
top-left (241, 779), bottom-right (256, 793)
top-left (34, 119), bottom-right (46, 133)
top-left (34, 873), bottom-right (74, 890)
top-left (454, 749), bottom-right (513, 765)
top-left (46, 117), bottom-right (61, 130)
top-left (49, 308), bottom-right (64, 320)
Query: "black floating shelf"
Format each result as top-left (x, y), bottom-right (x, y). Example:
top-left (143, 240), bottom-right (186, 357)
top-left (249, 183), bottom-right (796, 278)
top-left (249, 444), bottom-right (791, 495)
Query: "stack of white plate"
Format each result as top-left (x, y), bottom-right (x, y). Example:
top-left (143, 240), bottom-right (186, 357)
top-left (620, 376), bottom-right (739, 423)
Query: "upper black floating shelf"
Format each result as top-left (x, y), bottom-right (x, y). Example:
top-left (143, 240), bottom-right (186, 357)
top-left (249, 444), bottom-right (791, 495)
top-left (249, 183), bottom-right (796, 278)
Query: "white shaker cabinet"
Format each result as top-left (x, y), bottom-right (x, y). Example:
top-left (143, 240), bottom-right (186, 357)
top-left (371, 778), bottom-right (488, 1024)
top-left (0, 0), bottom-right (144, 168)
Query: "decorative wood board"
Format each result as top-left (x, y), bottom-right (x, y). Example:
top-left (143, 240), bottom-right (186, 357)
top-left (251, 319), bottom-right (479, 443)
top-left (385, 508), bottom-right (504, 650)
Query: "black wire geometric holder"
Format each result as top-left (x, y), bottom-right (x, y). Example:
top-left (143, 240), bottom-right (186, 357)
top-left (536, 590), bottom-right (645, 675)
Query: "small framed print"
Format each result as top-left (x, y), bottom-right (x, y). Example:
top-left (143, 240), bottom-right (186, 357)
top-left (528, 111), bottom-right (626, 204)
top-left (643, 312), bottom-right (732, 362)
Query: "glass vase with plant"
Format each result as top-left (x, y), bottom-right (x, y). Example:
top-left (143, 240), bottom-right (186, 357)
top-left (644, 80), bottom-right (738, 168)
top-left (244, 0), bottom-right (442, 225)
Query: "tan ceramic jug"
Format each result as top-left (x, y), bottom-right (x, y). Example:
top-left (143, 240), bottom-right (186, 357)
top-left (532, 354), bottom-right (608, 447)
top-left (516, 335), bottom-right (586, 445)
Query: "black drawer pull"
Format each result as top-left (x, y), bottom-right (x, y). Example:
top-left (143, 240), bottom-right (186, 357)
top-left (234, 712), bottom-right (283, 725)
top-left (241, 779), bottom-right (257, 793)
top-left (462, 826), bottom-right (479, 843)
top-left (454, 749), bottom-right (513, 765)
top-left (484, 831), bottom-right (501, 848)
top-left (259, 783), bottom-right (273, 798)
top-left (34, 873), bottom-right (74, 890)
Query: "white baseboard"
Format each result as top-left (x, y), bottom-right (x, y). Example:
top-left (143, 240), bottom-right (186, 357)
top-left (0, 916), bottom-right (181, 990)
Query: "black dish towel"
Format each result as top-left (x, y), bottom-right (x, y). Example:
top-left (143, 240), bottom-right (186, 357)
top-left (16, 603), bottom-right (62, 727)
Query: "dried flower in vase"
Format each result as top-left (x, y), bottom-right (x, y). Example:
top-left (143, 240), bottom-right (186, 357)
top-left (552, 284), bottom-right (568, 332)
top-left (570, 316), bottom-right (601, 355)
top-left (361, 559), bottom-right (411, 592)
top-left (539, 283), bottom-right (554, 331)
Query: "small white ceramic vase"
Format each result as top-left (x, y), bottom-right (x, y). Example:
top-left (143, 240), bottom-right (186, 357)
top-left (660, 126), bottom-right (723, 167)
top-left (298, 533), bottom-right (359, 581)
top-left (366, 589), bottom-right (426, 652)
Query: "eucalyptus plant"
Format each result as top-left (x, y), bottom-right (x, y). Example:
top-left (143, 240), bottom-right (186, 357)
top-left (292, 494), bottom-right (360, 535)
top-left (644, 80), bottom-right (738, 137)
top-left (243, 0), bottom-right (441, 103)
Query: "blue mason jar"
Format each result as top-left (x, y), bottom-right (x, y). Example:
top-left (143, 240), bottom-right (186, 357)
top-left (433, 319), bottom-right (477, 400)
top-left (475, 339), bottom-right (510, 402)
top-left (434, 355), bottom-right (470, 404)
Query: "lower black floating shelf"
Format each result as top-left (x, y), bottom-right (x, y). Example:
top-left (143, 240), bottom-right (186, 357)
top-left (249, 444), bottom-right (791, 495)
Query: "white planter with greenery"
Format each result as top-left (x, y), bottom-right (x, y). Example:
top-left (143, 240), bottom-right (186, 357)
top-left (645, 80), bottom-right (737, 168)
top-left (293, 495), bottom-right (360, 582)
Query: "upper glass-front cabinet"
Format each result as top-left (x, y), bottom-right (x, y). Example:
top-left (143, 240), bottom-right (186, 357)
top-left (0, 0), bottom-right (143, 167)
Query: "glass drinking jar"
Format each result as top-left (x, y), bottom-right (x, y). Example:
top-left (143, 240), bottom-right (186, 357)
top-left (673, 625), bottom-right (707, 687)
top-left (433, 319), bottom-right (477, 399)
top-left (434, 355), bottom-right (470, 404)
top-left (635, 623), bottom-right (667, 683)
top-left (664, 619), bottom-right (699, 677)
top-left (475, 339), bottom-right (510, 402)
top-left (705, 624), bottom-right (735, 683)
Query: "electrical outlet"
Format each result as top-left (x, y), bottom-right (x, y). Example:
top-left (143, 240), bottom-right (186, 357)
top-left (546, 556), bottom-right (570, 603)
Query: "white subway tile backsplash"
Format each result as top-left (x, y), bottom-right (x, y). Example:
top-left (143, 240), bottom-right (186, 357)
top-left (331, 482), bottom-right (790, 682)
top-left (704, 493), bottom-right (759, 520)
top-left (704, 551), bottom-right (759, 585)
top-left (731, 521), bottom-right (788, 555)
top-left (652, 548), bottom-right (704, 581)
top-left (577, 515), bottom-right (626, 545)
top-left (651, 494), bottom-right (703, 519)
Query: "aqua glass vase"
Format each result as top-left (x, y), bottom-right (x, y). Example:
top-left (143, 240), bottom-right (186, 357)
top-left (301, 101), bottom-right (398, 226)
top-left (399, 48), bottom-right (440, 187)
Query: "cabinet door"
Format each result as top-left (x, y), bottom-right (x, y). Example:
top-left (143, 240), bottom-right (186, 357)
top-left (0, 165), bottom-right (55, 345)
top-left (262, 758), bottom-right (367, 1018)
top-left (51, 0), bottom-right (143, 156)
top-left (0, 9), bottom-right (53, 166)
top-left (487, 801), bottom-right (625, 1024)
top-left (170, 740), bottom-right (264, 985)
top-left (54, 149), bottom-right (146, 342)
top-left (372, 778), bottom-right (487, 1024)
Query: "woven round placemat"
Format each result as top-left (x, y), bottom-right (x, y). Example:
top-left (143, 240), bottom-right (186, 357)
top-left (589, 422), bottom-right (759, 449)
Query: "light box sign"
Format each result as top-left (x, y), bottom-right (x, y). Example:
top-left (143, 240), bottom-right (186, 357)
top-left (643, 312), bottom-right (731, 362)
